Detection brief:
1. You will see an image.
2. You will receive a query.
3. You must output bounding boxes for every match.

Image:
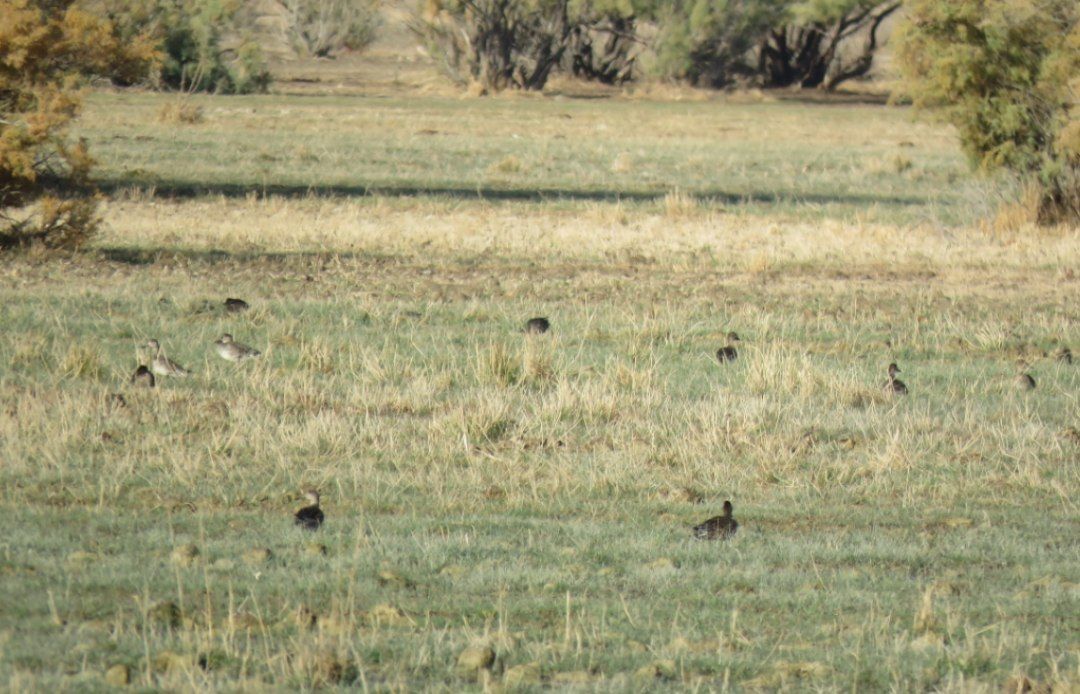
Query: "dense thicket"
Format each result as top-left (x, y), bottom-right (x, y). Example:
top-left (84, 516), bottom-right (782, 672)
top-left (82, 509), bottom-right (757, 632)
top-left (897, 0), bottom-right (1079, 223)
top-left (0, 0), bottom-right (156, 249)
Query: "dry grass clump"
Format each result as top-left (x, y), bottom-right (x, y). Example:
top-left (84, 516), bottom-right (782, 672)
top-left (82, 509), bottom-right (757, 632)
top-left (864, 153), bottom-right (914, 176)
top-left (610, 152), bottom-right (634, 173)
top-left (521, 338), bottom-right (556, 383)
top-left (157, 100), bottom-right (205, 125)
top-left (988, 183), bottom-right (1046, 234)
top-left (743, 344), bottom-right (867, 406)
top-left (662, 189), bottom-right (700, 218)
top-left (488, 155), bottom-right (526, 175)
top-left (474, 342), bottom-right (521, 386)
top-left (58, 344), bottom-right (105, 381)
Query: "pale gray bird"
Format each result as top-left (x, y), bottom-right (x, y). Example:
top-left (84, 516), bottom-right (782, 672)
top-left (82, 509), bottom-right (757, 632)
top-left (213, 334), bottom-right (260, 362)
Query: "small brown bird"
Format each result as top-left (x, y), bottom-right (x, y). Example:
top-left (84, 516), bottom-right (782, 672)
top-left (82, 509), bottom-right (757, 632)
top-left (523, 317), bottom-right (550, 334)
top-left (716, 331), bottom-right (740, 363)
top-left (105, 393), bottom-right (127, 409)
top-left (146, 339), bottom-right (190, 377)
top-left (693, 500), bottom-right (738, 540)
top-left (224, 297), bottom-right (250, 313)
top-left (1015, 359), bottom-right (1036, 390)
top-left (293, 490), bottom-right (324, 531)
top-left (130, 365), bottom-right (155, 388)
top-left (884, 363), bottom-right (907, 395)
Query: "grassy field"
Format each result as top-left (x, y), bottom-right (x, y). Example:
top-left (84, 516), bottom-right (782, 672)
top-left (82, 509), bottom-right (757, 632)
top-left (1, 91), bottom-right (1078, 691)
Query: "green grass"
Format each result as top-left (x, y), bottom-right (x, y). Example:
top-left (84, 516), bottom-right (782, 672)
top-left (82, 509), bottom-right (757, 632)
top-left (76, 91), bottom-right (1000, 226)
top-left (1, 91), bottom-right (1077, 690)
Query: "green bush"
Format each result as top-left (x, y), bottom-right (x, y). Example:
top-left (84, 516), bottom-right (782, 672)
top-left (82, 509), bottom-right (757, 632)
top-left (1, 0), bottom-right (156, 251)
top-left (415, 0), bottom-right (574, 91)
top-left (282, 0), bottom-right (381, 58)
top-left (83, 0), bottom-right (271, 94)
top-left (897, 0), bottom-right (1080, 223)
top-left (649, 0), bottom-right (782, 88)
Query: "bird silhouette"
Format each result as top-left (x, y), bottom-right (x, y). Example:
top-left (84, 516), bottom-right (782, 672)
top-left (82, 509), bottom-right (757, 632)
top-left (883, 362), bottom-right (907, 395)
top-left (130, 365), bottom-right (155, 388)
top-left (294, 490), bottom-right (324, 531)
top-left (693, 500), bottom-right (738, 540)
top-left (716, 332), bottom-right (741, 363)
top-left (523, 317), bottom-right (550, 334)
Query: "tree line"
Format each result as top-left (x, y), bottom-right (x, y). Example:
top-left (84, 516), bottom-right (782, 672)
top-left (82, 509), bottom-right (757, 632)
top-left (1, 0), bottom-right (1077, 250)
top-left (414, 0), bottom-right (902, 93)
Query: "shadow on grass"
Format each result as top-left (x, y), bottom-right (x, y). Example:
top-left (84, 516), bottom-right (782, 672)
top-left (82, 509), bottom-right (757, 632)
top-left (92, 178), bottom-right (927, 208)
top-left (95, 246), bottom-right (383, 267)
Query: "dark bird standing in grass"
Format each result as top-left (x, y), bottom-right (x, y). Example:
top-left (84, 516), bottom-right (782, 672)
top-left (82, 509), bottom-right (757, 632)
top-left (294, 490), bottom-right (324, 530)
top-left (693, 500), bottom-right (738, 540)
top-left (224, 297), bottom-right (250, 313)
top-left (130, 365), bottom-right (155, 388)
top-left (883, 363), bottom-right (907, 395)
top-left (716, 332), bottom-right (740, 363)
top-left (523, 317), bottom-right (550, 334)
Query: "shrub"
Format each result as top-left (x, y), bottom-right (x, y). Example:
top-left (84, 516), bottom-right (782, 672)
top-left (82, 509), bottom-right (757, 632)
top-left (282, 0), bottom-right (381, 58)
top-left (414, 0), bottom-right (574, 91)
top-left (649, 0), bottom-right (782, 88)
top-left (83, 0), bottom-right (272, 94)
top-left (564, 0), bottom-right (644, 85)
top-left (757, 0), bottom-right (901, 90)
top-left (0, 0), bottom-right (156, 250)
top-left (896, 0), bottom-right (1080, 224)
top-left (647, 0), bottom-right (899, 90)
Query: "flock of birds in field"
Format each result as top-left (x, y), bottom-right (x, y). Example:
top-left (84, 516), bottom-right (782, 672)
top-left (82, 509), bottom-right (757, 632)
top-left (117, 298), bottom-right (1073, 543)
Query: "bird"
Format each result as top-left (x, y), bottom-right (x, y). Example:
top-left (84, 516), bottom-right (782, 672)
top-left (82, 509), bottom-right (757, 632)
top-left (523, 317), bottom-right (550, 334)
top-left (693, 500), bottom-right (738, 540)
top-left (883, 362), bottom-right (908, 395)
top-left (224, 298), bottom-right (249, 313)
top-left (146, 339), bottom-right (190, 377)
top-left (213, 334), bottom-right (260, 362)
top-left (1014, 359), bottom-right (1036, 390)
top-left (293, 490), bottom-right (324, 530)
top-left (105, 393), bottom-right (127, 409)
top-left (716, 331), bottom-right (741, 363)
top-left (130, 365), bottom-right (155, 388)
top-left (1054, 347), bottom-right (1072, 364)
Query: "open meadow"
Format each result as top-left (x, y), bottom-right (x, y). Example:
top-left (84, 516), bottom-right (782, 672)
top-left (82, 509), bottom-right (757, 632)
top-left (1, 90), bottom-right (1078, 691)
